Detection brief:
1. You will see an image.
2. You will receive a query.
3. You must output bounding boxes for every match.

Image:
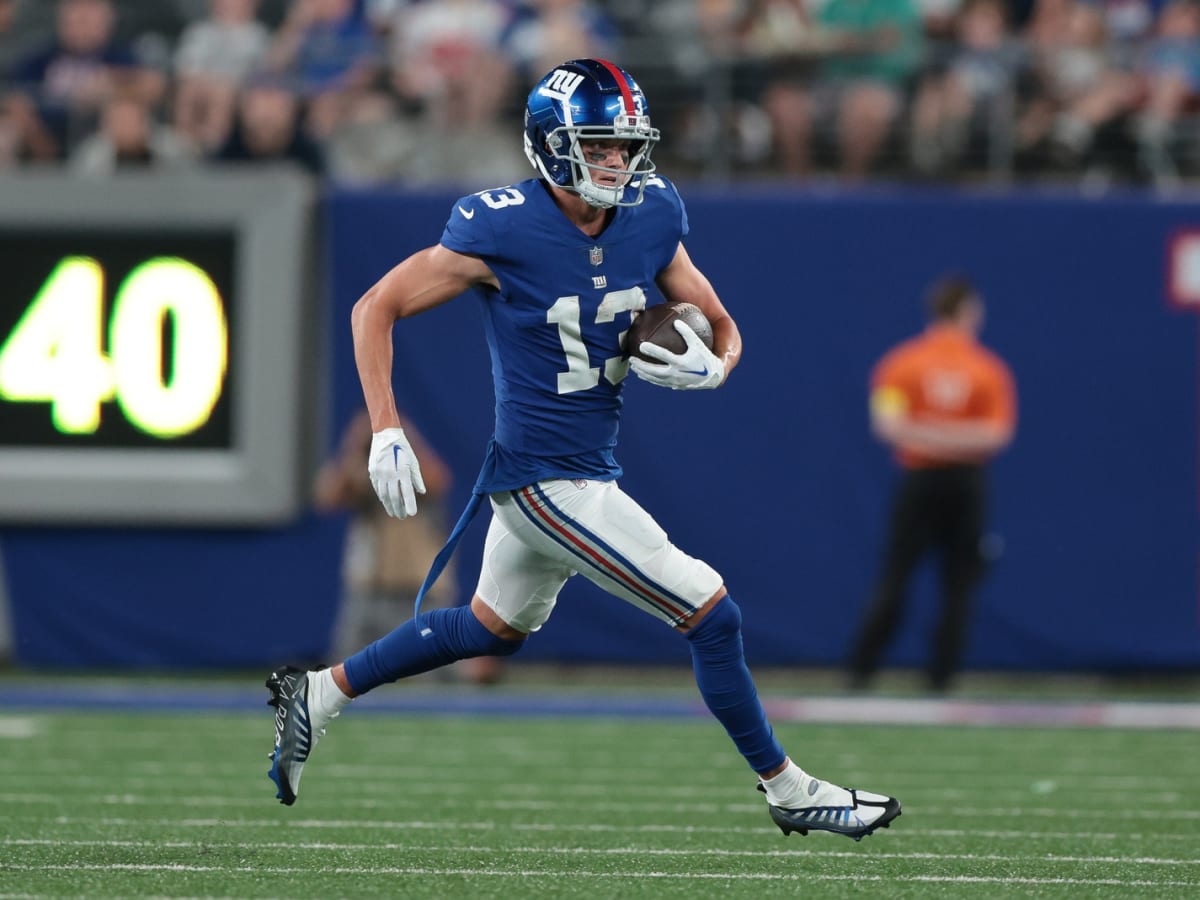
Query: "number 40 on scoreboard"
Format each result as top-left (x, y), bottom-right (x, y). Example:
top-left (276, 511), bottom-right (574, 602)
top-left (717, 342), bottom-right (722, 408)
top-left (0, 231), bottom-right (236, 451)
top-left (0, 255), bottom-right (228, 438)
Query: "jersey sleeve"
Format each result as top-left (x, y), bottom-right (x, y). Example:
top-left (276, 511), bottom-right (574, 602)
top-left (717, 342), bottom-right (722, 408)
top-left (672, 180), bottom-right (690, 239)
top-left (870, 346), bottom-right (906, 391)
top-left (439, 193), bottom-right (498, 258)
top-left (982, 356), bottom-right (1018, 430)
top-left (650, 176), bottom-right (689, 274)
top-left (654, 175), bottom-right (688, 240)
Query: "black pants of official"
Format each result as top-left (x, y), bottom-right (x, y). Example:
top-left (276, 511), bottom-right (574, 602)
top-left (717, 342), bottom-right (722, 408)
top-left (848, 464), bottom-right (988, 691)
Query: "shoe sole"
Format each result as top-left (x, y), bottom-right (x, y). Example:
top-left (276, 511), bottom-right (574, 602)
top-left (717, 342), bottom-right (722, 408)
top-left (769, 798), bottom-right (902, 842)
top-left (265, 667), bottom-right (306, 806)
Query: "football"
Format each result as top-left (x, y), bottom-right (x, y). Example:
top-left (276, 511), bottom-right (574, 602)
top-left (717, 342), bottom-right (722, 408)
top-left (623, 301), bottom-right (714, 362)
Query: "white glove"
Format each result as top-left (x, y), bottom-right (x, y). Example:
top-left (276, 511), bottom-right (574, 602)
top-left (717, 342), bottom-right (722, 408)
top-left (628, 320), bottom-right (726, 390)
top-left (367, 427), bottom-right (426, 518)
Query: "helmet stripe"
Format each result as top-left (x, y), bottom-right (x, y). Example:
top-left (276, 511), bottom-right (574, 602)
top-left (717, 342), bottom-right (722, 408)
top-left (594, 58), bottom-right (636, 116)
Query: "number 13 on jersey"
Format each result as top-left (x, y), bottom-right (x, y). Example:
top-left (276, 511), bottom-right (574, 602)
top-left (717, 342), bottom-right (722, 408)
top-left (548, 286), bottom-right (646, 394)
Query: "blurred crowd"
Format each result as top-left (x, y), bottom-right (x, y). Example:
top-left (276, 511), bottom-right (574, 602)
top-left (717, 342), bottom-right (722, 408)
top-left (1, 0), bottom-right (1199, 187)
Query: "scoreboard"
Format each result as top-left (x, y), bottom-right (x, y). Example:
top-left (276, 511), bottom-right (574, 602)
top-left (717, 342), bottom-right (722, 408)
top-left (0, 170), bottom-right (315, 524)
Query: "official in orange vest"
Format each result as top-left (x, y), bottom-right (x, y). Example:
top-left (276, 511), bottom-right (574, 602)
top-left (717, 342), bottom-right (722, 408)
top-left (848, 274), bottom-right (1017, 692)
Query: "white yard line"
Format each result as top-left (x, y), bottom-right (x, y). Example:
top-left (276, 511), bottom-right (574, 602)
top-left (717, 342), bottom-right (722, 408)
top-left (2, 759), bottom-right (1196, 781)
top-left (7, 792), bottom-right (1200, 821)
top-left (763, 697), bottom-right (1200, 729)
top-left (33, 816), bottom-right (1200, 843)
top-left (0, 717), bottom-right (37, 738)
top-left (4, 838), bottom-right (1199, 866)
top-left (1, 863), bottom-right (1196, 887)
top-left (0, 776), bottom-right (1185, 805)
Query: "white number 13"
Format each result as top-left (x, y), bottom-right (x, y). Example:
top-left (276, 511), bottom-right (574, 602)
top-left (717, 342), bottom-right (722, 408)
top-left (548, 287), bottom-right (646, 394)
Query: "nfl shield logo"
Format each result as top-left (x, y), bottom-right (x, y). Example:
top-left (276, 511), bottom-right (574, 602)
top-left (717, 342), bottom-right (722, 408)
top-left (589, 246), bottom-right (604, 266)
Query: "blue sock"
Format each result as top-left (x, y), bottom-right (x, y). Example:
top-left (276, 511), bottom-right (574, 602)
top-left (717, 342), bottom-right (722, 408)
top-left (343, 605), bottom-right (524, 695)
top-left (685, 595), bottom-right (786, 775)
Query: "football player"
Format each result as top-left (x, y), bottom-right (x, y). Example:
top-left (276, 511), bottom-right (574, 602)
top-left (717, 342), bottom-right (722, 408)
top-left (266, 58), bottom-right (901, 840)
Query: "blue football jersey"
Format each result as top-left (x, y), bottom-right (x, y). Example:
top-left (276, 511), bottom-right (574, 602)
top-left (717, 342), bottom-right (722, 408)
top-left (440, 176), bottom-right (688, 492)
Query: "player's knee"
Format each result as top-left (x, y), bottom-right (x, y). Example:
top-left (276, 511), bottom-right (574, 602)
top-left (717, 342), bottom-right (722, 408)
top-left (684, 596), bottom-right (742, 647)
top-left (488, 633), bottom-right (525, 657)
top-left (459, 607), bottom-right (526, 658)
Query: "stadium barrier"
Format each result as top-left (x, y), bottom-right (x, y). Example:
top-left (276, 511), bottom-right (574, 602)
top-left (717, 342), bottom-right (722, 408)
top-left (3, 177), bottom-right (1199, 672)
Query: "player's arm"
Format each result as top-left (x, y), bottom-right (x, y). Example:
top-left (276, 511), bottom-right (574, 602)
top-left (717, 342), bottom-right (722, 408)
top-left (631, 242), bottom-right (740, 390)
top-left (655, 242), bottom-right (742, 379)
top-left (870, 386), bottom-right (1015, 460)
top-left (352, 244), bottom-right (497, 430)
top-left (351, 244), bottom-right (497, 517)
top-left (873, 411), bottom-right (1014, 459)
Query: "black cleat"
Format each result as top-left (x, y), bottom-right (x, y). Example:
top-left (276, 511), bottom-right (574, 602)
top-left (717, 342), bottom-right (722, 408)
top-left (265, 666), bottom-right (321, 806)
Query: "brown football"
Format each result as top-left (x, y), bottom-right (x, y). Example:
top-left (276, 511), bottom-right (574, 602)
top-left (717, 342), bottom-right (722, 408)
top-left (623, 301), bottom-right (714, 362)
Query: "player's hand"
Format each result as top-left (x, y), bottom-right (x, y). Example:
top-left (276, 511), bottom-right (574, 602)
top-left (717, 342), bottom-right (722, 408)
top-left (629, 320), bottom-right (725, 390)
top-left (367, 427), bottom-right (426, 518)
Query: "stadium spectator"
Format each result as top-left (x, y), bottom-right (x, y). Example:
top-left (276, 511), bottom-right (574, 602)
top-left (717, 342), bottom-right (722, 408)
top-left (69, 87), bottom-right (194, 173)
top-left (1131, 0), bottom-right (1200, 183)
top-left (502, 0), bottom-right (620, 89)
top-left (0, 0), bottom-right (20, 74)
top-left (265, 0), bottom-right (384, 139)
top-left (0, 0), bottom-right (21, 165)
top-left (908, 0), bottom-right (1027, 175)
top-left (1096, 0), bottom-right (1163, 59)
top-left (722, 0), bottom-right (824, 168)
top-left (757, 0), bottom-right (926, 178)
top-left (3, 0), bottom-right (1197, 186)
top-left (212, 75), bottom-right (325, 173)
top-left (171, 0), bottom-right (271, 150)
top-left (6, 0), bottom-right (165, 160)
top-left (1015, 0), bottom-right (1134, 170)
top-left (620, 0), bottom-right (783, 171)
top-left (384, 0), bottom-right (515, 128)
top-left (263, 57), bottom-right (902, 843)
top-left (332, 0), bottom-right (526, 185)
top-left (916, 0), bottom-right (966, 42)
top-left (848, 274), bottom-right (1017, 693)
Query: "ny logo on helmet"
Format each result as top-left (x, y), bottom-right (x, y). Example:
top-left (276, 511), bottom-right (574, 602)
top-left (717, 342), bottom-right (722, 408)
top-left (542, 69), bottom-right (584, 99)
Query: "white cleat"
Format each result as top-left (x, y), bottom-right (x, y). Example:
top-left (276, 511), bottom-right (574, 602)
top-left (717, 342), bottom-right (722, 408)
top-left (758, 780), bottom-right (902, 841)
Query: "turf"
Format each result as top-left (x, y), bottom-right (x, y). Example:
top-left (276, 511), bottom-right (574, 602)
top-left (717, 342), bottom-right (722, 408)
top-left (2, 687), bottom-right (1199, 898)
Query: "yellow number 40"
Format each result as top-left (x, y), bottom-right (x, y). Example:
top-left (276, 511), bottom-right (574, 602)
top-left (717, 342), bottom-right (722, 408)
top-left (0, 256), bottom-right (228, 438)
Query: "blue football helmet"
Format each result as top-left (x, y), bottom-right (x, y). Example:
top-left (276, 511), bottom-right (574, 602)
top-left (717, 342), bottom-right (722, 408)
top-left (524, 58), bottom-right (660, 209)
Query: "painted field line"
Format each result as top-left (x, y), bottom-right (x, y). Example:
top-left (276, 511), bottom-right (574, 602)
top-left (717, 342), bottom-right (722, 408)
top-left (0, 778), bottom-right (1183, 805)
top-left (0, 763), bottom-right (1185, 792)
top-left (8, 794), bottom-right (1199, 822)
top-left (36, 816), bottom-right (1200, 843)
top-left (763, 697), bottom-right (1200, 729)
top-left (3, 864), bottom-right (1197, 887)
top-left (3, 759), bottom-right (1194, 783)
top-left (5, 839), bottom-right (1199, 866)
top-left (0, 717), bottom-right (37, 738)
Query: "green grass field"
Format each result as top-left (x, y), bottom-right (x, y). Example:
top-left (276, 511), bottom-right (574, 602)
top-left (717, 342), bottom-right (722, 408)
top-left (2, 673), bottom-right (1199, 898)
